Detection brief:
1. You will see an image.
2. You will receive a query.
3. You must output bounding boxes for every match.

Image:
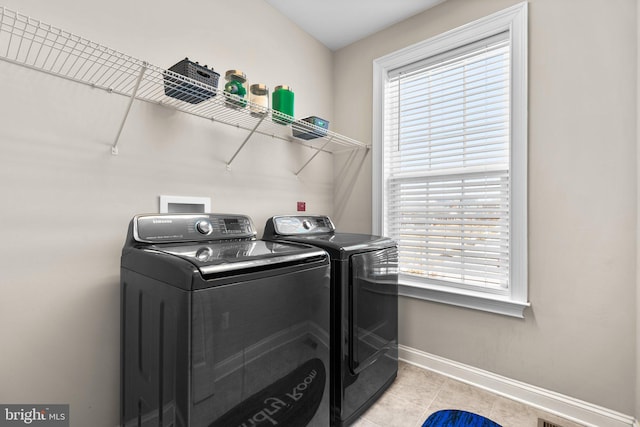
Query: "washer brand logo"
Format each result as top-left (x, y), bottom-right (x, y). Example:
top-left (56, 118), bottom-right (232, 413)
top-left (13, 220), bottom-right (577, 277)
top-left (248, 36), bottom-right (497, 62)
top-left (0, 405), bottom-right (69, 427)
top-left (152, 219), bottom-right (173, 224)
top-left (210, 358), bottom-right (326, 427)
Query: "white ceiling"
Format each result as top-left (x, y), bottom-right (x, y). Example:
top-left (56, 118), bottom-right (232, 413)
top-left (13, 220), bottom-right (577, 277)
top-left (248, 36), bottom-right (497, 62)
top-left (264, 0), bottom-right (446, 51)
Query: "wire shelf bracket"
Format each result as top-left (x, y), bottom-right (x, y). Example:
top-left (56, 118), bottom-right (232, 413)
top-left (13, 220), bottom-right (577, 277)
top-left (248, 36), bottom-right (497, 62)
top-left (112, 62), bottom-right (146, 155)
top-left (295, 136), bottom-right (334, 176)
top-left (226, 114), bottom-right (266, 169)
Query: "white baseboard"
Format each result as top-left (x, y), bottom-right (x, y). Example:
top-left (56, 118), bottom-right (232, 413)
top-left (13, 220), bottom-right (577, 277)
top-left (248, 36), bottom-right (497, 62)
top-left (399, 345), bottom-right (637, 427)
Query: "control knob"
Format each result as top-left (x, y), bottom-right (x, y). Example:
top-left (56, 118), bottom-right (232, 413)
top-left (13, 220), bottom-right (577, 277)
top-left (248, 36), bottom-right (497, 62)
top-left (302, 219), bottom-right (312, 230)
top-left (196, 220), bottom-right (213, 235)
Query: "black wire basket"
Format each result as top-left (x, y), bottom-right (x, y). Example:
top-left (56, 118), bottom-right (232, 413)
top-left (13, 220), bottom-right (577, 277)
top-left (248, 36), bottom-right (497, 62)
top-left (163, 58), bottom-right (220, 104)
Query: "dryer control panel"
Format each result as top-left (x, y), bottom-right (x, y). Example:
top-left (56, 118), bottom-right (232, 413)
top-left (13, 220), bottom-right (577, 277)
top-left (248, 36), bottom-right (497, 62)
top-left (268, 215), bottom-right (335, 236)
top-left (133, 214), bottom-right (256, 243)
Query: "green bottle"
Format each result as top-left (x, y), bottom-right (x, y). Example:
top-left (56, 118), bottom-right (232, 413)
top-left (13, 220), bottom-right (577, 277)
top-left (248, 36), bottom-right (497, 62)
top-left (272, 85), bottom-right (294, 124)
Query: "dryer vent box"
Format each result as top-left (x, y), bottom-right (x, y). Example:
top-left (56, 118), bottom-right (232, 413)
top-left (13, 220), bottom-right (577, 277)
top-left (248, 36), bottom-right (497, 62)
top-left (160, 195), bottom-right (211, 213)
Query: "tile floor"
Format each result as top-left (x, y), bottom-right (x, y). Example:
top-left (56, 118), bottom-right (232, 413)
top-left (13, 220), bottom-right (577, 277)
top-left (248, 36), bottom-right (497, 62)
top-left (352, 361), bottom-right (586, 427)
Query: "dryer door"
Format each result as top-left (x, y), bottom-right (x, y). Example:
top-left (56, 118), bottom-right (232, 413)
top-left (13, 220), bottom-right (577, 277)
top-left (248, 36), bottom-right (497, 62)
top-left (348, 247), bottom-right (398, 374)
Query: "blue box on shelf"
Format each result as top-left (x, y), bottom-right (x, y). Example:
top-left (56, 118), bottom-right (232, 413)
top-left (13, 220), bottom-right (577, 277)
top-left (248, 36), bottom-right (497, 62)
top-left (292, 116), bottom-right (330, 140)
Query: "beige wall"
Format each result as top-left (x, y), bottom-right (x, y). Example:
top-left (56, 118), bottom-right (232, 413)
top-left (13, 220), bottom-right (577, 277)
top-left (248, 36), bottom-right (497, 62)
top-left (334, 0), bottom-right (638, 417)
top-left (0, 1), bottom-right (335, 425)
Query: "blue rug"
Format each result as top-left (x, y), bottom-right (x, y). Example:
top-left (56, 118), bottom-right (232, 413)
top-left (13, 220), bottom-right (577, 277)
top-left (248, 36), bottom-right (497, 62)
top-left (422, 409), bottom-right (502, 427)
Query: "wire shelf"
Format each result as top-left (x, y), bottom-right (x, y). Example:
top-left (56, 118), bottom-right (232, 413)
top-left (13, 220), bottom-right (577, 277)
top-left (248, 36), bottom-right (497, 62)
top-left (0, 6), bottom-right (368, 173)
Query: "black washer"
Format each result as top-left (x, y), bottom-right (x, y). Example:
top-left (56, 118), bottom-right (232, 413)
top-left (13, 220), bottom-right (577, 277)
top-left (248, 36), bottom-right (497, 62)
top-left (263, 215), bottom-right (398, 427)
top-left (121, 213), bottom-right (330, 427)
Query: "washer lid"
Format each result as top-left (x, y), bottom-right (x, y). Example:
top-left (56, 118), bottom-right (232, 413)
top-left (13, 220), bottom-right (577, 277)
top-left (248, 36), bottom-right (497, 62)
top-left (268, 233), bottom-right (396, 260)
top-left (148, 239), bottom-right (326, 275)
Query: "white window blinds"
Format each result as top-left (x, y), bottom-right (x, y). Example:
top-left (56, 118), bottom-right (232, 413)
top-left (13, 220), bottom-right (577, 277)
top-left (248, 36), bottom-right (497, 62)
top-left (383, 32), bottom-right (511, 291)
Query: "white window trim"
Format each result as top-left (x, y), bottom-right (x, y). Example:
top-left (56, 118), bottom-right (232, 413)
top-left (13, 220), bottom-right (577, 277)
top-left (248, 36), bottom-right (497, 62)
top-left (372, 2), bottom-right (529, 318)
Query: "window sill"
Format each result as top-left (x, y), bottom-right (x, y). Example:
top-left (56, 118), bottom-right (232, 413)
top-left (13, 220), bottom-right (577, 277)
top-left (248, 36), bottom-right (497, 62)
top-left (398, 280), bottom-right (530, 318)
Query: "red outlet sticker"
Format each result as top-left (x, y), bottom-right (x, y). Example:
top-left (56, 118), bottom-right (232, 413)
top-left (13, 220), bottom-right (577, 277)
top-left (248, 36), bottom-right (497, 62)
top-left (297, 202), bottom-right (306, 212)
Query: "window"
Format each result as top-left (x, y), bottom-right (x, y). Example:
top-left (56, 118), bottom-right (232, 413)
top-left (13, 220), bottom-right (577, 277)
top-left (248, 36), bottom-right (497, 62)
top-left (372, 3), bottom-right (528, 317)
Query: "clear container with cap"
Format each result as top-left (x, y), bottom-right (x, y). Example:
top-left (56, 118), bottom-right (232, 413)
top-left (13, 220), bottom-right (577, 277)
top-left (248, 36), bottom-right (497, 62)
top-left (224, 69), bottom-right (247, 108)
top-left (249, 83), bottom-right (269, 117)
top-left (272, 85), bottom-right (294, 124)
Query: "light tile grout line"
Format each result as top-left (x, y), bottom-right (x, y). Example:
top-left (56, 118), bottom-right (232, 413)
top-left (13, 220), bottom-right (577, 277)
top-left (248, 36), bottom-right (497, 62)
top-left (416, 378), bottom-right (444, 427)
top-left (358, 364), bottom-right (450, 427)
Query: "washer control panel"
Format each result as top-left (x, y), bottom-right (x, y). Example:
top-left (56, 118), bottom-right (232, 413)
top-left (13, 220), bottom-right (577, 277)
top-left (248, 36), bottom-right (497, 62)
top-left (133, 214), bottom-right (256, 243)
top-left (271, 215), bottom-right (335, 235)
